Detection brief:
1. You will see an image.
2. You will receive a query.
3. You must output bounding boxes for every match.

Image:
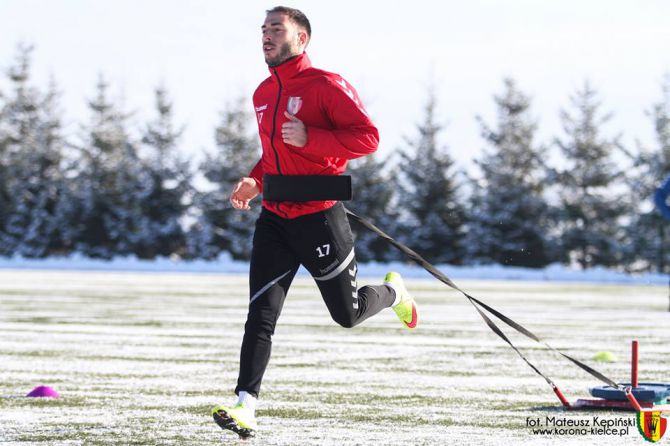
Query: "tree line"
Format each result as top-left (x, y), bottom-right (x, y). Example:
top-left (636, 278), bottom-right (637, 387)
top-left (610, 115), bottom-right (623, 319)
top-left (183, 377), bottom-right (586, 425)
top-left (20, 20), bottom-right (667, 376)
top-left (1, 45), bottom-right (669, 272)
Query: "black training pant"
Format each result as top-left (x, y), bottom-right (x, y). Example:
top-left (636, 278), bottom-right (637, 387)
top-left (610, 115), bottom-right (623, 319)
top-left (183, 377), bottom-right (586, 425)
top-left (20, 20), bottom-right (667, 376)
top-left (235, 202), bottom-right (395, 397)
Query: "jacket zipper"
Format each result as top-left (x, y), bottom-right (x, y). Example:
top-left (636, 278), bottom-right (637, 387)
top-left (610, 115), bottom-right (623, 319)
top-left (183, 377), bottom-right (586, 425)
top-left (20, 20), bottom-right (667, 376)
top-left (270, 68), bottom-right (283, 175)
top-left (270, 68), bottom-right (289, 218)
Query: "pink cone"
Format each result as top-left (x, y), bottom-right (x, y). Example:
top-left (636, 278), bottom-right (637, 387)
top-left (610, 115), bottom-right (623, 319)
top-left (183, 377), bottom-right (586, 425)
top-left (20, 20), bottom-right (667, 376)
top-left (26, 385), bottom-right (60, 398)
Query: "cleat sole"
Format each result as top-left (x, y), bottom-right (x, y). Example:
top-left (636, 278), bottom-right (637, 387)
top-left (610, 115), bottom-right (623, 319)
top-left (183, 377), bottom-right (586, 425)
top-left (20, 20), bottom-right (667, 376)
top-left (213, 409), bottom-right (256, 439)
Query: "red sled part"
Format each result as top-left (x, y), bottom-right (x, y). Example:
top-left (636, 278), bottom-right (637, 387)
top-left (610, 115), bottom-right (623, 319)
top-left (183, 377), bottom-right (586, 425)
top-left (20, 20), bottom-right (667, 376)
top-left (571, 398), bottom-right (655, 411)
top-left (554, 341), bottom-right (670, 413)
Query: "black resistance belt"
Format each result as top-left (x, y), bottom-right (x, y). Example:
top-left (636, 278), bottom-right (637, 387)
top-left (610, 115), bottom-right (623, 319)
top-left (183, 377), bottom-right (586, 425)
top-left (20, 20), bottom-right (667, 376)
top-left (263, 174), bottom-right (352, 202)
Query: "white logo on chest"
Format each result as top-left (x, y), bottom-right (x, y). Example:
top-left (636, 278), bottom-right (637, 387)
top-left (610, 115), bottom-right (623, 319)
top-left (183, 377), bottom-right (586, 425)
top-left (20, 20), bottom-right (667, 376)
top-left (255, 104), bottom-right (267, 124)
top-left (287, 97), bottom-right (303, 115)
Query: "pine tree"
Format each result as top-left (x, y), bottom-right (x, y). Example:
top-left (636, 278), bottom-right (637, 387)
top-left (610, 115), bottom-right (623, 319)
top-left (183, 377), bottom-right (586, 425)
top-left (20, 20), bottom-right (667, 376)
top-left (0, 73), bottom-right (9, 254)
top-left (0, 58), bottom-right (13, 255)
top-left (69, 77), bottom-right (145, 258)
top-left (396, 90), bottom-right (467, 265)
top-left (0, 45), bottom-right (70, 257)
top-left (626, 75), bottom-right (670, 272)
top-left (467, 78), bottom-right (555, 267)
top-left (555, 81), bottom-right (629, 269)
top-left (189, 98), bottom-right (260, 260)
top-left (345, 154), bottom-right (399, 262)
top-left (136, 86), bottom-right (191, 259)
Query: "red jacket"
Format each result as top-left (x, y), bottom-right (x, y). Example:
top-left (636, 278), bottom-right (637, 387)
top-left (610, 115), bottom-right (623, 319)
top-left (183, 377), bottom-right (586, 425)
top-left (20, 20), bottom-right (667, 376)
top-left (249, 52), bottom-right (379, 219)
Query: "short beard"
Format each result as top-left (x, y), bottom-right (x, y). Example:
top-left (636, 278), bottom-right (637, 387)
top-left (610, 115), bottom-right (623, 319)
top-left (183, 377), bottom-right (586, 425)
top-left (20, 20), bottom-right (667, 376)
top-left (265, 42), bottom-right (298, 67)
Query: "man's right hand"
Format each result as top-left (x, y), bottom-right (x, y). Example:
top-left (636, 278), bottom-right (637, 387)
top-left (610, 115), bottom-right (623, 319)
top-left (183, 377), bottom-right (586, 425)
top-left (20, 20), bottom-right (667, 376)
top-left (230, 177), bottom-right (260, 210)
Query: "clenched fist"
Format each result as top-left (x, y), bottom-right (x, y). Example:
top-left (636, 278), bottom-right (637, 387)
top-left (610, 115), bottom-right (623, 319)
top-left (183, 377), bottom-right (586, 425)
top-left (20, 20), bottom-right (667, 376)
top-left (282, 111), bottom-right (307, 147)
top-left (230, 177), bottom-right (260, 210)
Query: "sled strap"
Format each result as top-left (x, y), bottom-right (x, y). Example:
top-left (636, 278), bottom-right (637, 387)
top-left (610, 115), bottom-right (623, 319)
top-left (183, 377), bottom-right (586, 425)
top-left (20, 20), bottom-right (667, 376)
top-left (343, 206), bottom-right (621, 393)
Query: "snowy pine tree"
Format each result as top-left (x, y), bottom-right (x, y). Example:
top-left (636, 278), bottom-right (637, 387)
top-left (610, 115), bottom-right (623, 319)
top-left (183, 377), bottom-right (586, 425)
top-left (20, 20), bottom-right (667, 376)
top-left (0, 58), bottom-right (13, 255)
top-left (467, 78), bottom-right (555, 267)
top-left (0, 45), bottom-right (70, 257)
top-left (555, 81), bottom-right (629, 269)
top-left (68, 77), bottom-right (146, 258)
top-left (189, 98), bottom-right (260, 260)
top-left (626, 75), bottom-right (670, 272)
top-left (136, 86), bottom-right (192, 259)
top-left (0, 72), bottom-right (8, 254)
top-left (396, 91), bottom-right (467, 265)
top-left (346, 154), bottom-right (400, 262)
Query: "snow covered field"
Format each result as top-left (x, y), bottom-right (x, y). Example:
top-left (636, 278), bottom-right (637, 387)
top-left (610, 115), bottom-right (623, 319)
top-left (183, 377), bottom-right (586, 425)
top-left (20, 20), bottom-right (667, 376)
top-left (0, 270), bottom-right (668, 445)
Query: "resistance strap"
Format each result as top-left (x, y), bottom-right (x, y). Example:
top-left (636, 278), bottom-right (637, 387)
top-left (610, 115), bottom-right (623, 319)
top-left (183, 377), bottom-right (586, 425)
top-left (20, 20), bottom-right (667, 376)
top-left (344, 207), bottom-right (622, 395)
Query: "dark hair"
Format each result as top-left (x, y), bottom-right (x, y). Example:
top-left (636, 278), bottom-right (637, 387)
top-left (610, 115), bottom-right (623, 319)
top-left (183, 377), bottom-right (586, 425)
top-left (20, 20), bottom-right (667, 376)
top-left (266, 6), bottom-right (311, 38)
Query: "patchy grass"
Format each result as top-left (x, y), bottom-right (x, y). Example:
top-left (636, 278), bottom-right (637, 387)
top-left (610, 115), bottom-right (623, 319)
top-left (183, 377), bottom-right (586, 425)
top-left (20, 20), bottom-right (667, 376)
top-left (0, 270), bottom-right (666, 445)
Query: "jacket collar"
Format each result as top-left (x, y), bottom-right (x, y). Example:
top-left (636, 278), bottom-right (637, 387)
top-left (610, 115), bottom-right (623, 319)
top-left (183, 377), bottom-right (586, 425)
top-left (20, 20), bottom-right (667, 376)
top-left (268, 52), bottom-right (312, 80)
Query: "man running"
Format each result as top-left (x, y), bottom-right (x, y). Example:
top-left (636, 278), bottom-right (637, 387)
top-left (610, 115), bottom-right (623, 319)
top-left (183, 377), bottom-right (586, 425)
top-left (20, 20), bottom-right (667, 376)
top-left (212, 6), bottom-right (418, 438)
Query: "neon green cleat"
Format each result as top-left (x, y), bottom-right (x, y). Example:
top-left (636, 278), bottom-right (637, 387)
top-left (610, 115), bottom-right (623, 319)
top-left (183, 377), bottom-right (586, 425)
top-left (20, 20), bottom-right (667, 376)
top-left (212, 402), bottom-right (257, 438)
top-left (384, 272), bottom-right (418, 329)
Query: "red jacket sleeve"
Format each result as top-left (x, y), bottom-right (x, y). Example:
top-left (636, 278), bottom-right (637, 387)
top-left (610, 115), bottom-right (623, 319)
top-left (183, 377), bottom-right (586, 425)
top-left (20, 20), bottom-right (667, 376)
top-left (301, 77), bottom-right (379, 160)
top-left (248, 159), bottom-right (263, 192)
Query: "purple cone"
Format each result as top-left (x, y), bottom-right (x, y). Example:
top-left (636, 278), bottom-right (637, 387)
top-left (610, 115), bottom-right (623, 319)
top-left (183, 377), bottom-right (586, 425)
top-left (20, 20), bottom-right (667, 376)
top-left (26, 385), bottom-right (60, 398)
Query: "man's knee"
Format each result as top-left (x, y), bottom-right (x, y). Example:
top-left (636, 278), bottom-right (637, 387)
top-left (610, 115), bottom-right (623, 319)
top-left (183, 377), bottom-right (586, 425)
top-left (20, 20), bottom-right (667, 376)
top-left (245, 297), bottom-right (283, 336)
top-left (331, 311), bottom-right (359, 328)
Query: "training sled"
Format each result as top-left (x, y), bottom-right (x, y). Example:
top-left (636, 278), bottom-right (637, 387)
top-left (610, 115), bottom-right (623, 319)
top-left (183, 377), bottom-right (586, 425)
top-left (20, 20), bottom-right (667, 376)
top-left (553, 341), bottom-right (670, 412)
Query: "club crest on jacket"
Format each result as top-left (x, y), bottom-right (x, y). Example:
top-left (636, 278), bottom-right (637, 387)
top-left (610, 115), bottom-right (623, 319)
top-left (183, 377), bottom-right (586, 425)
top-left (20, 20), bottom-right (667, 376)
top-left (287, 97), bottom-right (303, 116)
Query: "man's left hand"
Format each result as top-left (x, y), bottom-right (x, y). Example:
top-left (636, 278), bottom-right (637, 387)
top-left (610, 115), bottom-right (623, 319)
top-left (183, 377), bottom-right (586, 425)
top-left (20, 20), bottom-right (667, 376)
top-left (282, 111), bottom-right (307, 147)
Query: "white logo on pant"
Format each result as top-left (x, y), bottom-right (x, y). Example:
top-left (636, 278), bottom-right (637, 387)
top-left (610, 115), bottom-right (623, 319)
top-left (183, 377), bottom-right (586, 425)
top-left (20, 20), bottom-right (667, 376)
top-left (350, 264), bottom-right (358, 309)
top-left (316, 244), bottom-right (330, 258)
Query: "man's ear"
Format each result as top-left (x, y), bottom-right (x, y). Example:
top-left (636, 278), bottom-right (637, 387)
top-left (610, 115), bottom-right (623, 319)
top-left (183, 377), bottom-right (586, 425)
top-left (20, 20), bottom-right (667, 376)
top-left (299, 30), bottom-right (309, 48)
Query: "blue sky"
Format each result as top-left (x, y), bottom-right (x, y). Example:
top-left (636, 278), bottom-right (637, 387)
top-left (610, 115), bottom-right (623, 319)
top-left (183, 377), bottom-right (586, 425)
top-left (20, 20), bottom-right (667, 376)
top-left (1, 0), bottom-right (669, 170)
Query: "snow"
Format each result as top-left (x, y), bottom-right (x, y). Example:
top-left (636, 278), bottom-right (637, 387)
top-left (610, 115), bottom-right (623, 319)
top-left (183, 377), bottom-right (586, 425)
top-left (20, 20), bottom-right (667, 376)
top-left (0, 253), bottom-right (667, 285)
top-left (2, 270), bottom-right (666, 445)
